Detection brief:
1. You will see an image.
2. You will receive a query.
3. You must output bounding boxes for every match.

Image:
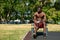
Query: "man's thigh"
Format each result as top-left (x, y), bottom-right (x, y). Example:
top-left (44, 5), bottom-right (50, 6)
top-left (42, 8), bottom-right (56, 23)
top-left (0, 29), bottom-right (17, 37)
top-left (34, 23), bottom-right (39, 30)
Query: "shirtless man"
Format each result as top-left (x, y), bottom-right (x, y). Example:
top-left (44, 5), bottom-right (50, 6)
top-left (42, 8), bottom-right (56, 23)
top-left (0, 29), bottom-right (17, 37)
top-left (33, 6), bottom-right (46, 38)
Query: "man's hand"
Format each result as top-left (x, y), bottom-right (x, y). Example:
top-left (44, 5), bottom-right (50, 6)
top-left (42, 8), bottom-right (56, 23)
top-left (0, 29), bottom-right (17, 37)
top-left (36, 21), bottom-right (40, 23)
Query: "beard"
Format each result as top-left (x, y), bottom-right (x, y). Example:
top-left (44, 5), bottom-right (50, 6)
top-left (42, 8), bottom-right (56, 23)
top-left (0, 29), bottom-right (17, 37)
top-left (38, 11), bottom-right (42, 14)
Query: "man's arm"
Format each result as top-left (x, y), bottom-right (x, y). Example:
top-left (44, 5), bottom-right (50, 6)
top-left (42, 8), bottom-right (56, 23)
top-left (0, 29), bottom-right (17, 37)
top-left (42, 14), bottom-right (46, 22)
top-left (33, 13), bottom-right (37, 23)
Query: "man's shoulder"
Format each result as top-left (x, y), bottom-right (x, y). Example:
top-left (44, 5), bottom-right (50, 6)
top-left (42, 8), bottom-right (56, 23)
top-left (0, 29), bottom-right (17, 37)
top-left (34, 12), bottom-right (37, 15)
top-left (42, 12), bottom-right (45, 14)
top-left (42, 12), bottom-right (46, 15)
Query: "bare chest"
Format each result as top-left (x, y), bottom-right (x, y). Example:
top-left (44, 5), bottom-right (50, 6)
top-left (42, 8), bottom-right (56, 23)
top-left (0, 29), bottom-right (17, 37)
top-left (36, 13), bottom-right (44, 21)
top-left (36, 13), bottom-right (44, 18)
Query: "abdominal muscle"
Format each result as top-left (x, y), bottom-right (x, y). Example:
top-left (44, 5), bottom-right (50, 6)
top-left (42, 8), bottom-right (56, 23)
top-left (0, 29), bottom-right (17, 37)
top-left (37, 18), bottom-right (42, 21)
top-left (35, 18), bottom-right (44, 28)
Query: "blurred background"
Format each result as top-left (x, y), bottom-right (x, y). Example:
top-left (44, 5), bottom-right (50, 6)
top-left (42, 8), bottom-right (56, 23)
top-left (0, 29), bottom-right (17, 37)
top-left (0, 0), bottom-right (60, 24)
top-left (0, 0), bottom-right (60, 40)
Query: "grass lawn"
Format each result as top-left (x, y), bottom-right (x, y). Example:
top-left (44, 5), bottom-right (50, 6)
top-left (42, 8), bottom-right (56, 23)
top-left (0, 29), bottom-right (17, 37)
top-left (0, 24), bottom-right (60, 40)
top-left (0, 24), bottom-right (31, 40)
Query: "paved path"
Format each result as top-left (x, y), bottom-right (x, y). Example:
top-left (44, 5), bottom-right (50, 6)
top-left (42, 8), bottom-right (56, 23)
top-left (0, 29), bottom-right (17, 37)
top-left (23, 31), bottom-right (60, 40)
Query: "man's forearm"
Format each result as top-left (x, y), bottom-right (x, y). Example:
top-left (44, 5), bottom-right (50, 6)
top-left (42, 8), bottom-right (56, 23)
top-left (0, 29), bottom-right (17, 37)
top-left (34, 20), bottom-right (37, 23)
top-left (41, 19), bottom-right (46, 22)
top-left (43, 19), bottom-right (46, 22)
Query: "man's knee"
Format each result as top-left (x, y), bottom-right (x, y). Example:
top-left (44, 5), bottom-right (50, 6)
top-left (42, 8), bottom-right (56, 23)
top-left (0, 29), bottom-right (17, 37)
top-left (34, 26), bottom-right (39, 30)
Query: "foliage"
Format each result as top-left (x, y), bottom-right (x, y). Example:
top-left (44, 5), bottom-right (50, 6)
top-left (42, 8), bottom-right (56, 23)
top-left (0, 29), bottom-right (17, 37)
top-left (0, 0), bottom-right (60, 24)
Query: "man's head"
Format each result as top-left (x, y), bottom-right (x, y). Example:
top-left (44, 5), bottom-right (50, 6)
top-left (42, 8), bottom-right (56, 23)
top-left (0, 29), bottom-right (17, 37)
top-left (37, 6), bottom-right (42, 14)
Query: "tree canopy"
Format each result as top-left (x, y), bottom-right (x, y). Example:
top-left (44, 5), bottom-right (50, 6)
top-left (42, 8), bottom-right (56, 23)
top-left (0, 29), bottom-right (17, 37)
top-left (0, 0), bottom-right (60, 24)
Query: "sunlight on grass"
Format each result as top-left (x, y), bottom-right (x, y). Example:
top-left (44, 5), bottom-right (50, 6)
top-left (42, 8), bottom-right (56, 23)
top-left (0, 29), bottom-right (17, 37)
top-left (0, 24), bottom-right (31, 40)
top-left (0, 29), bottom-right (30, 40)
top-left (0, 24), bottom-right (60, 40)
top-left (47, 24), bottom-right (60, 32)
top-left (0, 30), bottom-right (20, 40)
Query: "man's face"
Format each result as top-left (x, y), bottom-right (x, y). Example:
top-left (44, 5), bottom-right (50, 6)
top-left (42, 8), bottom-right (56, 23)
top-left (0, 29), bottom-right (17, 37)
top-left (37, 8), bottom-right (42, 13)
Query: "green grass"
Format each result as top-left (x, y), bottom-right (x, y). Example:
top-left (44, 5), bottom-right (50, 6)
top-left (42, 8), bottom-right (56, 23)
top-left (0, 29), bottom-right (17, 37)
top-left (0, 24), bottom-right (60, 40)
top-left (0, 29), bottom-right (29, 40)
top-left (0, 24), bottom-right (31, 40)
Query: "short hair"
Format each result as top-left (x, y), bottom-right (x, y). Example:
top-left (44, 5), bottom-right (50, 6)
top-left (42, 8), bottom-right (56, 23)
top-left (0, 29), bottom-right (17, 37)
top-left (37, 6), bottom-right (42, 9)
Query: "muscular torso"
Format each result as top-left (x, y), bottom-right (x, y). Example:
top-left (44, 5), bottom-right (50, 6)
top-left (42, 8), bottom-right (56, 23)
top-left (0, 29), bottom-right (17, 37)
top-left (35, 12), bottom-right (44, 21)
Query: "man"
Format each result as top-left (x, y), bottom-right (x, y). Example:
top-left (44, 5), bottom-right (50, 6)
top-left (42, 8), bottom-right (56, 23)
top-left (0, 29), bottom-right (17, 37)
top-left (33, 6), bottom-right (46, 38)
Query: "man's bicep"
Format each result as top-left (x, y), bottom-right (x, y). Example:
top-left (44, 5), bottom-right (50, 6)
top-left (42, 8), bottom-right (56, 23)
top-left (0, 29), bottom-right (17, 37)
top-left (44, 15), bottom-right (46, 21)
top-left (33, 13), bottom-right (37, 19)
top-left (44, 15), bottom-right (46, 19)
top-left (33, 15), bottom-right (37, 23)
top-left (43, 14), bottom-right (46, 22)
top-left (34, 15), bottom-right (36, 20)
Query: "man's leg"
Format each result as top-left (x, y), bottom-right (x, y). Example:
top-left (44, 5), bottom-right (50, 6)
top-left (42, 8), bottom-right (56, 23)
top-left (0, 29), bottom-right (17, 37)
top-left (33, 23), bottom-right (39, 38)
top-left (43, 22), bottom-right (46, 33)
top-left (34, 23), bottom-right (39, 34)
top-left (43, 22), bottom-right (46, 38)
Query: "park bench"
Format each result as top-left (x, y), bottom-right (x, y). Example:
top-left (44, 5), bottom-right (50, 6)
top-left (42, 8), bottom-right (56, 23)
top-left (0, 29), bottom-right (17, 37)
top-left (31, 23), bottom-right (48, 38)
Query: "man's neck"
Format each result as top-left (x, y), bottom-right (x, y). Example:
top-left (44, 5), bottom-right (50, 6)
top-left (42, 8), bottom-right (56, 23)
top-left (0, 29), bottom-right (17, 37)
top-left (38, 12), bottom-right (42, 14)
